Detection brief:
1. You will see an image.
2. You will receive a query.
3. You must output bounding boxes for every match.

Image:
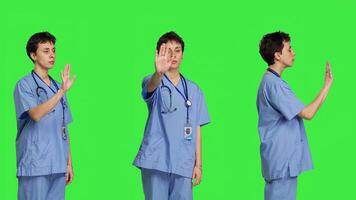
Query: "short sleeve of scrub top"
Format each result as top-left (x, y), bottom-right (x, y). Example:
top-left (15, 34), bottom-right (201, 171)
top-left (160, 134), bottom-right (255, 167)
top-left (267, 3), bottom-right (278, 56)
top-left (141, 75), bottom-right (158, 102)
top-left (196, 89), bottom-right (210, 126)
top-left (14, 79), bottom-right (39, 120)
top-left (267, 81), bottom-right (305, 120)
top-left (64, 96), bottom-right (73, 125)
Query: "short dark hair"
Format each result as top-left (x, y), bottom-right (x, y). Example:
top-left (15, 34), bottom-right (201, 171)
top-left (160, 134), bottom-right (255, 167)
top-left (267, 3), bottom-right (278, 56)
top-left (26, 32), bottom-right (56, 63)
top-left (156, 31), bottom-right (184, 52)
top-left (259, 31), bottom-right (290, 65)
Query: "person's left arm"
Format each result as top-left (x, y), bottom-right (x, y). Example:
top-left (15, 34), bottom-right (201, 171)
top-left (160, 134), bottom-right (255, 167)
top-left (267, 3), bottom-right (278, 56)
top-left (66, 135), bottom-right (74, 185)
top-left (192, 126), bottom-right (202, 186)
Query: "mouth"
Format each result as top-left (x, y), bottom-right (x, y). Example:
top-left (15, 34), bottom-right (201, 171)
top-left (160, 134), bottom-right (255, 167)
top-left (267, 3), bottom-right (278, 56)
top-left (172, 61), bottom-right (177, 64)
top-left (49, 61), bottom-right (55, 65)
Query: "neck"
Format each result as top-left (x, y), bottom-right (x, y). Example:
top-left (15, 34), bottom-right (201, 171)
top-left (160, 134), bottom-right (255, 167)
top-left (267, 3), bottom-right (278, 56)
top-left (268, 63), bottom-right (285, 77)
top-left (166, 69), bottom-right (180, 83)
top-left (34, 64), bottom-right (49, 80)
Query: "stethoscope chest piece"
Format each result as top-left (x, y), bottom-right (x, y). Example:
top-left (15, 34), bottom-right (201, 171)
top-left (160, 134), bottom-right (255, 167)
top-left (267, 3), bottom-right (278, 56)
top-left (186, 100), bottom-right (192, 107)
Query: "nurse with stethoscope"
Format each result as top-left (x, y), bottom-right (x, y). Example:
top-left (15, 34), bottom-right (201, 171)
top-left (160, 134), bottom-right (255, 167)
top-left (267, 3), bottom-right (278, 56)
top-left (14, 32), bottom-right (76, 200)
top-left (133, 31), bottom-right (211, 200)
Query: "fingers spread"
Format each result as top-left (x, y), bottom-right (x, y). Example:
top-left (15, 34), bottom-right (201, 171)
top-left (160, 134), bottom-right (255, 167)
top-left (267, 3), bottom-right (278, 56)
top-left (61, 71), bottom-right (64, 81)
top-left (159, 43), bottom-right (166, 57)
top-left (71, 74), bottom-right (77, 81)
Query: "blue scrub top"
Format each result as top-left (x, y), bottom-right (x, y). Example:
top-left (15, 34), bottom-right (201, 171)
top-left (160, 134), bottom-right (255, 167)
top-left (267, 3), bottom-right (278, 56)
top-left (14, 73), bottom-right (73, 177)
top-left (134, 75), bottom-right (211, 178)
top-left (257, 72), bottom-right (313, 181)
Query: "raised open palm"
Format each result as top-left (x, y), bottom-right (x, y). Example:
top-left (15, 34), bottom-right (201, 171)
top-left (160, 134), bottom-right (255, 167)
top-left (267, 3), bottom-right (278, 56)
top-left (61, 64), bottom-right (76, 92)
top-left (324, 62), bottom-right (333, 89)
top-left (155, 43), bottom-right (173, 75)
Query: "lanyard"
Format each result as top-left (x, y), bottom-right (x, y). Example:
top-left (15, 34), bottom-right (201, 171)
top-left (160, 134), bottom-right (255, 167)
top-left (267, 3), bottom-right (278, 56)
top-left (267, 68), bottom-right (281, 78)
top-left (32, 70), bottom-right (66, 127)
top-left (162, 74), bottom-right (191, 124)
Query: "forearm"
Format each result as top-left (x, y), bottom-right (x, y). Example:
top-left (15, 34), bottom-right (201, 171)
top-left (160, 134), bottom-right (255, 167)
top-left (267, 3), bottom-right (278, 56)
top-left (67, 135), bottom-right (72, 166)
top-left (195, 126), bottom-right (202, 167)
top-left (147, 72), bottom-right (163, 93)
top-left (28, 89), bottom-right (65, 122)
top-left (299, 87), bottom-right (330, 120)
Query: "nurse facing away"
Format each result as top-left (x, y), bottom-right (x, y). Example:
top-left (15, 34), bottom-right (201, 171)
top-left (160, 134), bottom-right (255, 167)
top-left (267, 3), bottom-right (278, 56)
top-left (256, 31), bottom-right (333, 200)
top-left (14, 32), bottom-right (76, 200)
top-left (133, 31), bottom-right (211, 200)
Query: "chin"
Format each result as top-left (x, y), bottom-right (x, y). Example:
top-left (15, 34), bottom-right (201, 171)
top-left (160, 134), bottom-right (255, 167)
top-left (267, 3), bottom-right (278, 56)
top-left (170, 64), bottom-right (180, 70)
top-left (286, 61), bottom-right (294, 68)
top-left (45, 65), bottom-right (54, 69)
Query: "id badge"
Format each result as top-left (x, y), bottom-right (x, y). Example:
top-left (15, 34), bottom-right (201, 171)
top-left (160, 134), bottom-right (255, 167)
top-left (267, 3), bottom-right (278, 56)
top-left (184, 123), bottom-right (193, 140)
top-left (62, 127), bottom-right (67, 140)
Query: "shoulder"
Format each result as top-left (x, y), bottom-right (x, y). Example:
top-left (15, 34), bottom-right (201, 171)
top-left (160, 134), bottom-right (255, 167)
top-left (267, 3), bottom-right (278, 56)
top-left (263, 73), bottom-right (290, 91)
top-left (185, 77), bottom-right (204, 95)
top-left (15, 73), bottom-right (33, 88)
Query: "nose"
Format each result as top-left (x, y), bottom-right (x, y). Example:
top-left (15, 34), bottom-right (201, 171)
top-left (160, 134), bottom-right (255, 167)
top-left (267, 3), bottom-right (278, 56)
top-left (50, 51), bottom-right (55, 58)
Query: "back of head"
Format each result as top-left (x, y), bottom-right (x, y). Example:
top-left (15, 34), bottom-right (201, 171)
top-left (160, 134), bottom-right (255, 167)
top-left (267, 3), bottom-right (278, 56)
top-left (259, 31), bottom-right (290, 65)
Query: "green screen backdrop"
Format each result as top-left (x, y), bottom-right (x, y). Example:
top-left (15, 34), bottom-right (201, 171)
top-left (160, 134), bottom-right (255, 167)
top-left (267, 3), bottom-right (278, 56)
top-left (1, 0), bottom-right (355, 199)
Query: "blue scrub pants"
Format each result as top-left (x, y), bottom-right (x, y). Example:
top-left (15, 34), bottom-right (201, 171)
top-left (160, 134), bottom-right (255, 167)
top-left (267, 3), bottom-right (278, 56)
top-left (18, 173), bottom-right (66, 200)
top-left (141, 168), bottom-right (193, 200)
top-left (264, 176), bottom-right (297, 200)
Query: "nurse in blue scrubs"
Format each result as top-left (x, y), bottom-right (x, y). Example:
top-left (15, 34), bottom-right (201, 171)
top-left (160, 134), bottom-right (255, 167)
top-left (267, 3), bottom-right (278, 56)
top-left (257, 31), bottom-right (333, 200)
top-left (133, 31), bottom-right (211, 200)
top-left (14, 32), bottom-right (76, 200)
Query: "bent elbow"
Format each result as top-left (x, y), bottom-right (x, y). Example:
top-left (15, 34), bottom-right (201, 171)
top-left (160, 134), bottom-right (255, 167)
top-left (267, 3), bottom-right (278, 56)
top-left (298, 111), bottom-right (313, 120)
top-left (28, 112), bottom-right (41, 122)
top-left (303, 113), bottom-right (314, 120)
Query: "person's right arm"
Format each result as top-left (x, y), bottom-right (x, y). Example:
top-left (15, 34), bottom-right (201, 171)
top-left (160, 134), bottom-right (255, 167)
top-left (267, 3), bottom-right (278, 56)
top-left (147, 43), bottom-right (173, 93)
top-left (298, 62), bottom-right (333, 120)
top-left (28, 64), bottom-right (76, 122)
top-left (29, 89), bottom-right (66, 122)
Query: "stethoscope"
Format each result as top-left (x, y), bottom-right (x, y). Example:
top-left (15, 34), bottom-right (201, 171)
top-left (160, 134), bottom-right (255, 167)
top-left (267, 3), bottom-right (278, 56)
top-left (160, 74), bottom-right (192, 124)
top-left (267, 68), bottom-right (281, 78)
top-left (31, 70), bottom-right (67, 139)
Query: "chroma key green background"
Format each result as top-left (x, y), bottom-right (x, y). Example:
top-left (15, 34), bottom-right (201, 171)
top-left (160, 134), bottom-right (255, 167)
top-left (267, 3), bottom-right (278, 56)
top-left (1, 0), bottom-right (355, 199)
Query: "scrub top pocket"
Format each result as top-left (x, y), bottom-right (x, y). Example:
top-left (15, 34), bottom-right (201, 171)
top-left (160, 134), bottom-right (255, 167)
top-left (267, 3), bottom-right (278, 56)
top-left (140, 134), bottom-right (164, 161)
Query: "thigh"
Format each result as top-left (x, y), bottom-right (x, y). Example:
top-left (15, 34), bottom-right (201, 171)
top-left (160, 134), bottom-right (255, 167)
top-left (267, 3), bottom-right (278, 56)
top-left (18, 175), bottom-right (50, 200)
top-left (46, 173), bottom-right (66, 200)
top-left (169, 174), bottom-right (192, 200)
top-left (141, 168), bottom-right (170, 200)
top-left (264, 176), bottom-right (297, 200)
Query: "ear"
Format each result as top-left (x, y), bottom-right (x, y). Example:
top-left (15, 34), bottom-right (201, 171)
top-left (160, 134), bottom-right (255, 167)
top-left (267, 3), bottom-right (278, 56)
top-left (274, 52), bottom-right (282, 62)
top-left (30, 52), bottom-right (36, 62)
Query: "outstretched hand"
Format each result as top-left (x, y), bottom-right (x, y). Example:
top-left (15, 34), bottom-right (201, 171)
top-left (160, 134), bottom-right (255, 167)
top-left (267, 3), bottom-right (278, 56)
top-left (324, 62), bottom-right (333, 90)
top-left (155, 43), bottom-right (173, 76)
top-left (61, 64), bottom-right (76, 92)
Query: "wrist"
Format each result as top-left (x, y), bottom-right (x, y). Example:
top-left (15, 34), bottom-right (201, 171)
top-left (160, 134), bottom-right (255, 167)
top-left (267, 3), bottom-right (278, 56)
top-left (195, 164), bottom-right (202, 169)
top-left (322, 86), bottom-right (330, 93)
top-left (154, 71), bottom-right (164, 77)
top-left (58, 89), bottom-right (66, 96)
